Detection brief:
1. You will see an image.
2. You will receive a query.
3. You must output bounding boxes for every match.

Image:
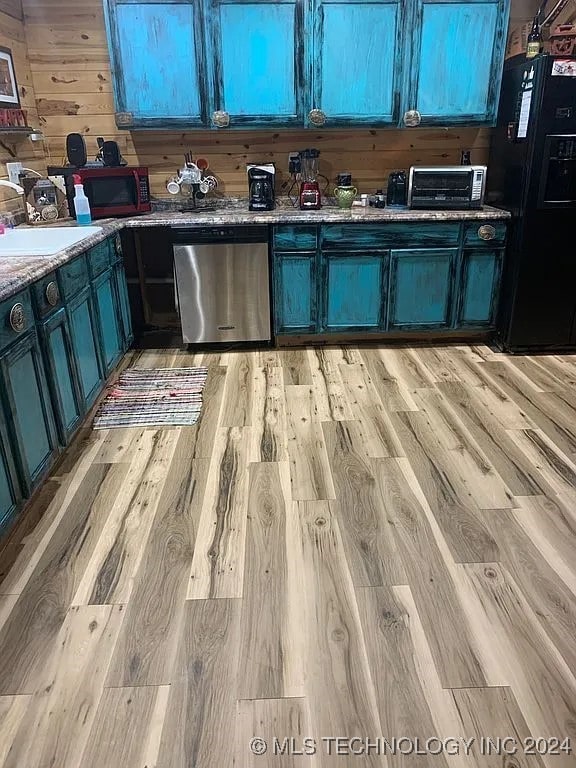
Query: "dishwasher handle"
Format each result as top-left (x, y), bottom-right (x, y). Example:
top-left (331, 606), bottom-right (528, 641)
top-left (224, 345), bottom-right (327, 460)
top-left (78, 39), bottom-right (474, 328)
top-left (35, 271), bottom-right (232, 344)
top-left (171, 225), bottom-right (269, 245)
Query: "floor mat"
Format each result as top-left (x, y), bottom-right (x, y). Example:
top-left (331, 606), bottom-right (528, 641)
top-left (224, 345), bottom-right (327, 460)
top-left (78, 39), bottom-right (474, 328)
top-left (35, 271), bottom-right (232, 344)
top-left (93, 367), bottom-right (208, 428)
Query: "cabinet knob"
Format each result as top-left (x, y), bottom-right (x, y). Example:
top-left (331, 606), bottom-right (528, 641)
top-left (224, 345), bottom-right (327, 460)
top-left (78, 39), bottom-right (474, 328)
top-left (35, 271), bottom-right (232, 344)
top-left (9, 303), bottom-right (27, 333)
top-left (403, 109), bottom-right (421, 127)
top-left (115, 111), bottom-right (134, 128)
top-left (212, 110), bottom-right (230, 128)
top-left (45, 281), bottom-right (60, 307)
top-left (478, 224), bottom-right (496, 240)
top-left (309, 108), bottom-right (327, 126)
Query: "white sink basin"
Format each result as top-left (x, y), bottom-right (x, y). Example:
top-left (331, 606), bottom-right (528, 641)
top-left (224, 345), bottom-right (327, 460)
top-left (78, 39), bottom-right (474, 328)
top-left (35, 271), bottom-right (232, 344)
top-left (0, 226), bottom-right (103, 257)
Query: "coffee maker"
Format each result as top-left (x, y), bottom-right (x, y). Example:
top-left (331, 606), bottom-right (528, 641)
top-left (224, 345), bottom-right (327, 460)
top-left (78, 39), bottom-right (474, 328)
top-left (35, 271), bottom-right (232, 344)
top-left (247, 163), bottom-right (275, 211)
top-left (299, 149), bottom-right (321, 210)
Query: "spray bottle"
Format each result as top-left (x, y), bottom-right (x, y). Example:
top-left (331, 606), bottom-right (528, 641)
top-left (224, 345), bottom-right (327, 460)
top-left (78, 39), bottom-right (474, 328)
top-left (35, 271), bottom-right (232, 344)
top-left (72, 174), bottom-right (92, 225)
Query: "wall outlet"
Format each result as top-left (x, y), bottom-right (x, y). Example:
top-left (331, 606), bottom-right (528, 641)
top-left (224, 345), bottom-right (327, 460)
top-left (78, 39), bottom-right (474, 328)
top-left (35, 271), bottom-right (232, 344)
top-left (6, 162), bottom-right (23, 185)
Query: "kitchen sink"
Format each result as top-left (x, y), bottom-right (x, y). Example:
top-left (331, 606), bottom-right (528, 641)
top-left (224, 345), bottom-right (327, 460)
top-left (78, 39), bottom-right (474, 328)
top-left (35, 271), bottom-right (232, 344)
top-left (0, 226), bottom-right (103, 257)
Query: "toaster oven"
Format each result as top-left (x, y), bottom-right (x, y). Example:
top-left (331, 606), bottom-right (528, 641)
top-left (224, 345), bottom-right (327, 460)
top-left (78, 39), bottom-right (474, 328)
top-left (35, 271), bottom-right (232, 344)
top-left (408, 166), bottom-right (487, 209)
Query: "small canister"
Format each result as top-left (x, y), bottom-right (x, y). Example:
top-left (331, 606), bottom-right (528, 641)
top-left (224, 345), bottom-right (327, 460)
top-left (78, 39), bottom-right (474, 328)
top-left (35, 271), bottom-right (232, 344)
top-left (374, 189), bottom-right (386, 208)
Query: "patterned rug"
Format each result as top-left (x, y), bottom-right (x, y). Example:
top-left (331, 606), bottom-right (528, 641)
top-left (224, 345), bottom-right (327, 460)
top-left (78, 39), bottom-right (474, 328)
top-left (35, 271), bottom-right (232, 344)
top-left (93, 367), bottom-right (208, 429)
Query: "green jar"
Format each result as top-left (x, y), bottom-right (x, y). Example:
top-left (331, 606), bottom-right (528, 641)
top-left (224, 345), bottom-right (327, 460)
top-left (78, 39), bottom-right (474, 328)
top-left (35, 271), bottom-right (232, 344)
top-left (334, 185), bottom-right (358, 209)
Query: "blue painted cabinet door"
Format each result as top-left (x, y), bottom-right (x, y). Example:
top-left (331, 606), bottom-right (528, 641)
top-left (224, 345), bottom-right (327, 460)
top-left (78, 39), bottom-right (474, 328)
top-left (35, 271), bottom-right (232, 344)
top-left (104, 0), bottom-right (208, 127)
top-left (407, 0), bottom-right (509, 125)
top-left (93, 268), bottom-right (123, 376)
top-left (68, 288), bottom-right (104, 410)
top-left (389, 248), bottom-right (456, 328)
top-left (209, 0), bottom-right (306, 126)
top-left (114, 262), bottom-right (134, 350)
top-left (274, 253), bottom-right (317, 333)
top-left (323, 252), bottom-right (386, 330)
top-left (40, 307), bottom-right (83, 445)
top-left (313, 0), bottom-right (402, 125)
top-left (0, 406), bottom-right (21, 534)
top-left (457, 248), bottom-right (502, 327)
top-left (0, 332), bottom-right (58, 495)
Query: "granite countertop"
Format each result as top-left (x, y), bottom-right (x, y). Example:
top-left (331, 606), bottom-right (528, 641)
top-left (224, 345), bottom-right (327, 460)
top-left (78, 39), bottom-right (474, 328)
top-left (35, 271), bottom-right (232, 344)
top-left (125, 200), bottom-right (510, 226)
top-left (0, 219), bottom-right (124, 303)
top-left (0, 200), bottom-right (510, 303)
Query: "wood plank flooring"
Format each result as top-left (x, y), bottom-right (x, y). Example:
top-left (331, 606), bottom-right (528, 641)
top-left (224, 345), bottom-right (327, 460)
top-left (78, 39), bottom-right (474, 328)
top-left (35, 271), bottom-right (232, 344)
top-left (1, 343), bottom-right (576, 767)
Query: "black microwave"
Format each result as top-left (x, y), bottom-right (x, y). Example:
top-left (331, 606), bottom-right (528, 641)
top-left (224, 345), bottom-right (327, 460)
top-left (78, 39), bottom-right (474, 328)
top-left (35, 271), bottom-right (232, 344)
top-left (408, 166), bottom-right (487, 209)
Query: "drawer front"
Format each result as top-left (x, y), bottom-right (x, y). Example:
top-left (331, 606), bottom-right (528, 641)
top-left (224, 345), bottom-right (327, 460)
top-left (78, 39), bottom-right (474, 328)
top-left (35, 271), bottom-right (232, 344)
top-left (321, 222), bottom-right (461, 250)
top-left (58, 254), bottom-right (89, 301)
top-left (87, 240), bottom-right (111, 278)
top-left (274, 226), bottom-right (317, 251)
top-left (0, 289), bottom-right (33, 353)
top-left (32, 272), bottom-right (62, 319)
top-left (463, 221), bottom-right (507, 247)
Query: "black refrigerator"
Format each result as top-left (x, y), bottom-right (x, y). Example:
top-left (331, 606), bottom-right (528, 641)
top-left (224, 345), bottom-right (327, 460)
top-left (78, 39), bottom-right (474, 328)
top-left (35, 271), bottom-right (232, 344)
top-left (486, 54), bottom-right (576, 351)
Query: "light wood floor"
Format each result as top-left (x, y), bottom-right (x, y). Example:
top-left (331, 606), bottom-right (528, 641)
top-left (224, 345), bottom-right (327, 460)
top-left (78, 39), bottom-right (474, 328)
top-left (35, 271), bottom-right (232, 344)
top-left (1, 342), bottom-right (576, 767)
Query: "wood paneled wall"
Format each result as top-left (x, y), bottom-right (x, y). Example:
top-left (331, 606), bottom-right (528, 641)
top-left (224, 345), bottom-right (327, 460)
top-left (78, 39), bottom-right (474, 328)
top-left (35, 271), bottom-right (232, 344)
top-left (18, 0), bottom-right (493, 199)
top-left (0, 0), bottom-right (44, 214)
top-left (6, 0), bottom-right (532, 201)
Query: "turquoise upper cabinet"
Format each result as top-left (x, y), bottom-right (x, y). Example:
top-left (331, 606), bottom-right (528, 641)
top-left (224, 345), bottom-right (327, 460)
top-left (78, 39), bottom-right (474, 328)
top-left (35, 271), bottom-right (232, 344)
top-left (404, 0), bottom-right (509, 125)
top-left (313, 0), bottom-right (403, 126)
top-left (105, 0), bottom-right (509, 128)
top-left (208, 0), bottom-right (306, 126)
top-left (104, 0), bottom-right (208, 128)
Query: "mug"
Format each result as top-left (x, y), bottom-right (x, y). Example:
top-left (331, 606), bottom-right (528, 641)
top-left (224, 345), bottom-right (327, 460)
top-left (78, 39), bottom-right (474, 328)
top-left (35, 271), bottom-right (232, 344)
top-left (334, 185), bottom-right (357, 209)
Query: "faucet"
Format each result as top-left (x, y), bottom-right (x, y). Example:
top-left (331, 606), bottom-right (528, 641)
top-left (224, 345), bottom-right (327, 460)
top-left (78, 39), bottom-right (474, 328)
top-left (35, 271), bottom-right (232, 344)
top-left (0, 180), bottom-right (27, 225)
top-left (0, 180), bottom-right (25, 195)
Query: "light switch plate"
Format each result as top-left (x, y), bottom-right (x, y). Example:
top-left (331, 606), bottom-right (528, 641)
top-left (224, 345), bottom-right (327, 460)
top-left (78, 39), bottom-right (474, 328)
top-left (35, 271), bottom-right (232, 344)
top-left (6, 162), bottom-right (23, 185)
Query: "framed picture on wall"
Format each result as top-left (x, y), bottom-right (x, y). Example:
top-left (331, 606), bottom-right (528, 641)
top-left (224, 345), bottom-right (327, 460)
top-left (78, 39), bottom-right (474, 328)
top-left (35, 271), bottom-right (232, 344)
top-left (0, 46), bottom-right (20, 109)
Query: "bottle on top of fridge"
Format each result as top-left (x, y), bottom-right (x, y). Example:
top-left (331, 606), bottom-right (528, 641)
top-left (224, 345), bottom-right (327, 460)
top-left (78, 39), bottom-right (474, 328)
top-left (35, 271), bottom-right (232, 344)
top-left (72, 174), bottom-right (92, 225)
top-left (526, 15), bottom-right (542, 59)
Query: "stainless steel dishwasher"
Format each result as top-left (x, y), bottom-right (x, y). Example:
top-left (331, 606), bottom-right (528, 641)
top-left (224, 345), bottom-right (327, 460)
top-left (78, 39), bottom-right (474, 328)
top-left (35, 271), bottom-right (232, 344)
top-left (172, 225), bottom-right (271, 344)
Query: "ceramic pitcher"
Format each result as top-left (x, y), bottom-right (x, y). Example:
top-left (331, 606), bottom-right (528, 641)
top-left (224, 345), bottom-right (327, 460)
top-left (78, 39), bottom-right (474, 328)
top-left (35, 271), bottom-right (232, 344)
top-left (334, 185), bottom-right (357, 209)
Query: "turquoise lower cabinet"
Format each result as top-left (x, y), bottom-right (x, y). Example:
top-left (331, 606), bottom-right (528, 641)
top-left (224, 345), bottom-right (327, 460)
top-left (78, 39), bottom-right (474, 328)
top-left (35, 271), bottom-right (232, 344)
top-left (457, 249), bottom-right (502, 327)
top-left (93, 268), bottom-right (123, 376)
top-left (0, 332), bottom-right (58, 495)
top-left (114, 261), bottom-right (134, 349)
top-left (68, 288), bottom-right (104, 410)
top-left (274, 252), bottom-right (317, 333)
top-left (389, 248), bottom-right (456, 329)
top-left (323, 252), bottom-right (386, 330)
top-left (0, 407), bottom-right (21, 534)
top-left (39, 308), bottom-right (83, 444)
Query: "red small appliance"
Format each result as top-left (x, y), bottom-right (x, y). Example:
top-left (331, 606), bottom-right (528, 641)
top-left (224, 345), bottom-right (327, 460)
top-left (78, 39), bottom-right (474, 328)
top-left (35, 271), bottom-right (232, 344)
top-left (48, 165), bottom-right (151, 219)
top-left (299, 149), bottom-right (322, 210)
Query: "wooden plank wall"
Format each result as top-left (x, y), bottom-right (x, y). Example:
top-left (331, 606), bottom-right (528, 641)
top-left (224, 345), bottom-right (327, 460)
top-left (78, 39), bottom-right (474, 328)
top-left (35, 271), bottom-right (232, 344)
top-left (18, 0), bottom-right (493, 199)
top-left (11, 0), bottom-right (516, 197)
top-left (0, 0), bottom-right (45, 215)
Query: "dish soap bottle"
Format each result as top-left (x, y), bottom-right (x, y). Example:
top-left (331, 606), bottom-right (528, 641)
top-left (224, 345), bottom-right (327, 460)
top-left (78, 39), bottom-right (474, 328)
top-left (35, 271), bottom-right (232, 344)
top-left (72, 174), bottom-right (92, 225)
